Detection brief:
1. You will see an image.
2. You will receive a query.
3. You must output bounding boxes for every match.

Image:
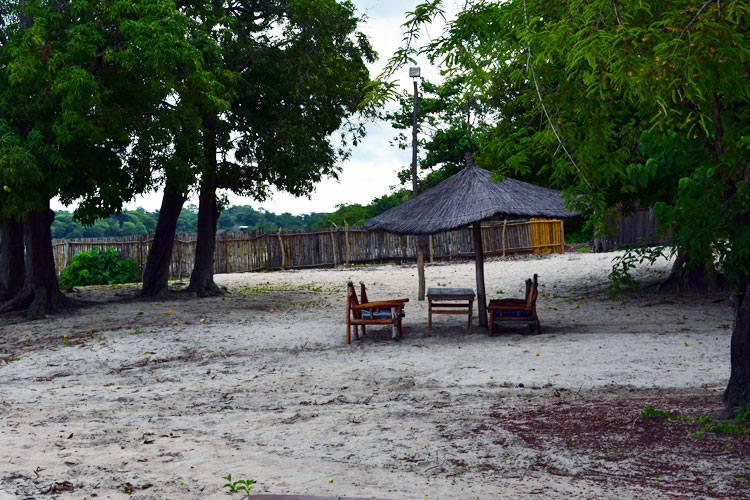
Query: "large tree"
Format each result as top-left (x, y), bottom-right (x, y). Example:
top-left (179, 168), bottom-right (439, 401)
top-left (157, 0), bottom-right (374, 297)
top-left (0, 0), bottom-right (209, 314)
top-left (371, 0), bottom-right (750, 415)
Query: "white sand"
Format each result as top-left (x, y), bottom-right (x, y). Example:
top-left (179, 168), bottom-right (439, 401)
top-left (0, 251), bottom-right (737, 499)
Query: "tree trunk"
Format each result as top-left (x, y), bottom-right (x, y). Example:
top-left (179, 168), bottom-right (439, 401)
top-left (186, 116), bottom-right (222, 297)
top-left (0, 217), bottom-right (25, 301)
top-left (0, 202), bottom-right (68, 316)
top-left (186, 176), bottom-right (221, 296)
top-left (722, 278), bottom-right (750, 417)
top-left (658, 250), bottom-right (723, 292)
top-left (593, 235), bottom-right (613, 253)
top-left (141, 176), bottom-right (186, 298)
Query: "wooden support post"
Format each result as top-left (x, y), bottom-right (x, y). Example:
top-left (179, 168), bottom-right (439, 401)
top-left (222, 232), bottom-right (229, 273)
top-left (473, 222), bottom-right (488, 328)
top-left (559, 219), bottom-right (565, 254)
top-left (391, 306), bottom-right (399, 340)
top-left (345, 223), bottom-right (351, 267)
top-left (502, 219), bottom-right (507, 257)
top-left (277, 228), bottom-right (285, 270)
top-left (429, 235), bottom-right (434, 263)
top-left (417, 236), bottom-right (425, 301)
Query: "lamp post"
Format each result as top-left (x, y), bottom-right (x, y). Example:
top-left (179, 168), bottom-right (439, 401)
top-left (410, 67), bottom-right (420, 198)
top-left (410, 67), bottom-right (426, 301)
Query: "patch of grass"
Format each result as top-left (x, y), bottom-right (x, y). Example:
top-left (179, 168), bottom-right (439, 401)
top-left (640, 406), bottom-right (681, 423)
top-left (62, 339), bottom-right (72, 347)
top-left (642, 406), bottom-right (750, 438)
top-left (230, 281), bottom-right (344, 297)
top-left (734, 401), bottom-right (750, 423)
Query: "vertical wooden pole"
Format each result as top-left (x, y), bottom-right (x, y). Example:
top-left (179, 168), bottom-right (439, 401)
top-left (473, 222), bottom-right (487, 328)
top-left (345, 223), bottom-right (350, 267)
top-left (410, 78), bottom-right (426, 300)
top-left (429, 235), bottom-right (434, 263)
top-left (277, 228), bottom-right (285, 270)
top-left (416, 237), bottom-right (426, 300)
top-left (391, 306), bottom-right (399, 340)
top-left (502, 219), bottom-right (507, 257)
top-left (223, 232), bottom-right (228, 273)
top-left (559, 219), bottom-right (565, 254)
top-left (330, 226), bottom-right (337, 267)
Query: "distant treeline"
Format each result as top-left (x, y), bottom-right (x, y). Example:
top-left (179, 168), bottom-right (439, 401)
top-left (52, 190), bottom-right (413, 239)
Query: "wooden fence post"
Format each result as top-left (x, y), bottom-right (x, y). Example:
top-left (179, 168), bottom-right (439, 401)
top-left (277, 228), bottom-right (285, 270)
top-left (502, 219), bottom-right (507, 257)
top-left (345, 223), bottom-right (351, 267)
top-left (63, 240), bottom-right (71, 267)
top-left (559, 219), bottom-right (565, 254)
top-left (329, 226), bottom-right (337, 267)
top-left (222, 232), bottom-right (229, 273)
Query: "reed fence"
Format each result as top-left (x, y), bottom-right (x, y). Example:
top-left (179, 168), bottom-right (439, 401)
top-left (52, 219), bottom-right (565, 277)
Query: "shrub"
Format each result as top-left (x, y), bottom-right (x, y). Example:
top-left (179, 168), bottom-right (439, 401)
top-left (59, 247), bottom-right (141, 289)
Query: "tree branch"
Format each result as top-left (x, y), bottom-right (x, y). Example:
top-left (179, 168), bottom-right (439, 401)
top-left (612, 0), bottom-right (621, 25)
top-left (672, 0), bottom-right (712, 56)
top-left (522, 0), bottom-right (594, 190)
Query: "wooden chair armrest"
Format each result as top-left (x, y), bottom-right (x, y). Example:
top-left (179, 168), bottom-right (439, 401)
top-left (352, 299), bottom-right (409, 309)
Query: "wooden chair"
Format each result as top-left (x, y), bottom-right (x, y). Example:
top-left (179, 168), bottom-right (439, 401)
top-left (346, 281), bottom-right (408, 343)
top-left (487, 274), bottom-right (542, 335)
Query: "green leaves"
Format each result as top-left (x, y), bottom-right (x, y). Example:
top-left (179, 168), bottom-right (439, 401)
top-left (222, 474), bottom-right (256, 495)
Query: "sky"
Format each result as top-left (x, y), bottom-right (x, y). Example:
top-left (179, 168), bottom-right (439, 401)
top-left (51, 0), bottom-right (460, 216)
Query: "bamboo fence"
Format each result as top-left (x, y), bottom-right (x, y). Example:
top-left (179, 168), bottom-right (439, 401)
top-left (51, 219), bottom-right (566, 277)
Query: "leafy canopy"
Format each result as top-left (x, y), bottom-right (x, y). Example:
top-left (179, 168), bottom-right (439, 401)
top-left (0, 0), bottom-right (214, 222)
top-left (369, 0), bottom-right (750, 287)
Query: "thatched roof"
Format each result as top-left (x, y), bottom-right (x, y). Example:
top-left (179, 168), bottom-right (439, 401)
top-left (364, 165), bottom-right (578, 235)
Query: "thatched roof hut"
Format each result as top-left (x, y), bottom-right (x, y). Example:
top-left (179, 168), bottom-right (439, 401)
top-left (364, 165), bottom-right (577, 235)
top-left (363, 159), bottom-right (578, 330)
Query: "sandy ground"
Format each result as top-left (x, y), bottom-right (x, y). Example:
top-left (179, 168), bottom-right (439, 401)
top-left (1, 251), bottom-right (747, 500)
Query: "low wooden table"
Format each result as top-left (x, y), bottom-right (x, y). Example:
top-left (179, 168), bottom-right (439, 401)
top-left (427, 287), bottom-right (475, 335)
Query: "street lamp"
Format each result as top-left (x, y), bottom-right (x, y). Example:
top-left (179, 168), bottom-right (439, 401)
top-left (410, 67), bottom-right (425, 300)
top-left (409, 67), bottom-right (420, 197)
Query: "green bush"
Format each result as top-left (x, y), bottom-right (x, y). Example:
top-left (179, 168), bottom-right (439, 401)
top-left (59, 247), bottom-right (141, 289)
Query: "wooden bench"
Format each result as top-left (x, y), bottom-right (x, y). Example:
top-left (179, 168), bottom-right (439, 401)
top-left (346, 281), bottom-right (408, 343)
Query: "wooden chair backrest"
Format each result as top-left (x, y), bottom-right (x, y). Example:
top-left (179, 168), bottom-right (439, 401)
top-left (360, 282), bottom-right (369, 304)
top-left (526, 274), bottom-right (539, 308)
top-left (347, 281), bottom-right (360, 318)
